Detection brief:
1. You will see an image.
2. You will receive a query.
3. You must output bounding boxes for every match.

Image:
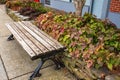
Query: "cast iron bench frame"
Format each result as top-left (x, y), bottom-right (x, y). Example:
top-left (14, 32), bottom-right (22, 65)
top-left (5, 21), bottom-right (65, 80)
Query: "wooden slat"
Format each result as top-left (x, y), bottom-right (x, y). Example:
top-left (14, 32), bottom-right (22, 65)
top-left (11, 22), bottom-right (42, 55)
top-left (26, 21), bottom-right (64, 48)
top-left (14, 22), bottom-right (49, 54)
top-left (18, 22), bottom-right (55, 51)
top-left (21, 22), bottom-right (59, 49)
top-left (5, 23), bottom-right (36, 58)
top-left (21, 21), bottom-right (62, 49)
top-left (22, 21), bottom-right (64, 49)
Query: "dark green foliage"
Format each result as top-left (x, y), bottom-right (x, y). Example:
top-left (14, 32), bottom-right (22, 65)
top-left (6, 1), bottom-right (49, 19)
top-left (0, 0), bottom-right (6, 4)
top-left (35, 12), bottom-right (120, 71)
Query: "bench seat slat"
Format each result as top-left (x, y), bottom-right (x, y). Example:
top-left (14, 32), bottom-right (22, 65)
top-left (5, 23), bottom-right (36, 58)
top-left (21, 22), bottom-right (59, 49)
top-left (14, 22), bottom-right (49, 54)
top-left (18, 22), bottom-right (55, 51)
top-left (10, 23), bottom-right (43, 56)
top-left (22, 21), bottom-right (64, 49)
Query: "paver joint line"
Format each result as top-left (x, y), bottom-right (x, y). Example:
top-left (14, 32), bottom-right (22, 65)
top-left (0, 55), bottom-right (9, 80)
top-left (9, 64), bottom-right (54, 80)
top-left (0, 35), bottom-right (11, 37)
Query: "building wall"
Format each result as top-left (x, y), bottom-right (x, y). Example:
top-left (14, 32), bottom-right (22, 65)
top-left (91, 0), bottom-right (110, 19)
top-left (43, 0), bottom-right (92, 13)
top-left (108, 0), bottom-right (120, 28)
top-left (110, 0), bottom-right (120, 13)
top-left (92, 0), bottom-right (104, 18)
top-left (108, 12), bottom-right (120, 28)
top-left (45, 0), bottom-right (75, 12)
top-left (42, 0), bottom-right (106, 18)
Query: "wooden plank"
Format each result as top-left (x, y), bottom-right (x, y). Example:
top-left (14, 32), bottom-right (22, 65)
top-left (11, 22), bottom-right (42, 55)
top-left (21, 22), bottom-right (59, 49)
top-left (5, 23), bottom-right (36, 58)
top-left (22, 21), bottom-right (64, 49)
top-left (14, 22), bottom-right (49, 54)
top-left (21, 21), bottom-right (61, 49)
top-left (25, 21), bottom-right (64, 48)
top-left (18, 22), bottom-right (55, 51)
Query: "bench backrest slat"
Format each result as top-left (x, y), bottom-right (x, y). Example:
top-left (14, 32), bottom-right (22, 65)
top-left (6, 23), bottom-right (36, 58)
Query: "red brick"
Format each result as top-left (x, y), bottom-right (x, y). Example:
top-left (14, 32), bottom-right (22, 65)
top-left (110, 0), bottom-right (120, 13)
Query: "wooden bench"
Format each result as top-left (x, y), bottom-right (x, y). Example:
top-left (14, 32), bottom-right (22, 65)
top-left (5, 21), bottom-right (65, 80)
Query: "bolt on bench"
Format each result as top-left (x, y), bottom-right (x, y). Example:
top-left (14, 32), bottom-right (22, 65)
top-left (5, 21), bottom-right (65, 80)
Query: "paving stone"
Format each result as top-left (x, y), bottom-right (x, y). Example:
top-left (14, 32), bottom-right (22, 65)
top-left (0, 37), bottom-right (53, 79)
top-left (0, 8), bottom-right (13, 37)
top-left (11, 73), bottom-right (31, 80)
top-left (105, 74), bottom-right (120, 80)
top-left (0, 56), bottom-right (8, 80)
top-left (0, 8), bottom-right (12, 20)
top-left (38, 65), bottom-right (76, 80)
top-left (0, 24), bottom-right (11, 37)
top-left (11, 65), bottom-right (76, 80)
top-left (0, 5), bottom-right (6, 13)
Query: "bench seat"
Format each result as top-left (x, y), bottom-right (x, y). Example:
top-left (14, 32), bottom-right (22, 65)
top-left (5, 21), bottom-right (65, 60)
top-left (5, 21), bottom-right (65, 80)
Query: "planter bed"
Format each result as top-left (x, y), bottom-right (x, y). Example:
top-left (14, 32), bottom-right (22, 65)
top-left (35, 12), bottom-right (120, 80)
top-left (63, 56), bottom-right (120, 80)
top-left (7, 8), bottom-right (30, 21)
top-left (5, 0), bottom-right (49, 21)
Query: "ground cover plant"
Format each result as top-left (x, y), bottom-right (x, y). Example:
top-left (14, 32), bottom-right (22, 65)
top-left (6, 0), bottom-right (22, 11)
top-left (0, 0), bottom-right (6, 4)
top-left (6, 0), bottom-right (49, 19)
top-left (35, 12), bottom-right (120, 79)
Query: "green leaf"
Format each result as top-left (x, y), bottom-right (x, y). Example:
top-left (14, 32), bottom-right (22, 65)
top-left (63, 35), bottom-right (70, 42)
top-left (68, 48), bottom-right (72, 52)
top-left (95, 64), bottom-right (101, 69)
top-left (91, 54), bottom-right (97, 59)
top-left (114, 57), bottom-right (120, 67)
top-left (107, 62), bottom-right (113, 70)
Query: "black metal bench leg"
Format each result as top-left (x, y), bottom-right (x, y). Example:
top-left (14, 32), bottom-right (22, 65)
top-left (29, 59), bottom-right (44, 80)
top-left (7, 34), bottom-right (14, 41)
top-left (50, 59), bottom-right (61, 70)
top-left (29, 57), bottom-right (65, 80)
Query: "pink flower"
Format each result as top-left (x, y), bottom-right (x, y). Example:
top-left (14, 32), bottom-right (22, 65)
top-left (86, 60), bottom-right (93, 68)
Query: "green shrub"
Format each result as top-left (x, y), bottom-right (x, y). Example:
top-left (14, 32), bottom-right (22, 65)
top-left (35, 12), bottom-right (120, 71)
top-left (0, 0), bottom-right (6, 4)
